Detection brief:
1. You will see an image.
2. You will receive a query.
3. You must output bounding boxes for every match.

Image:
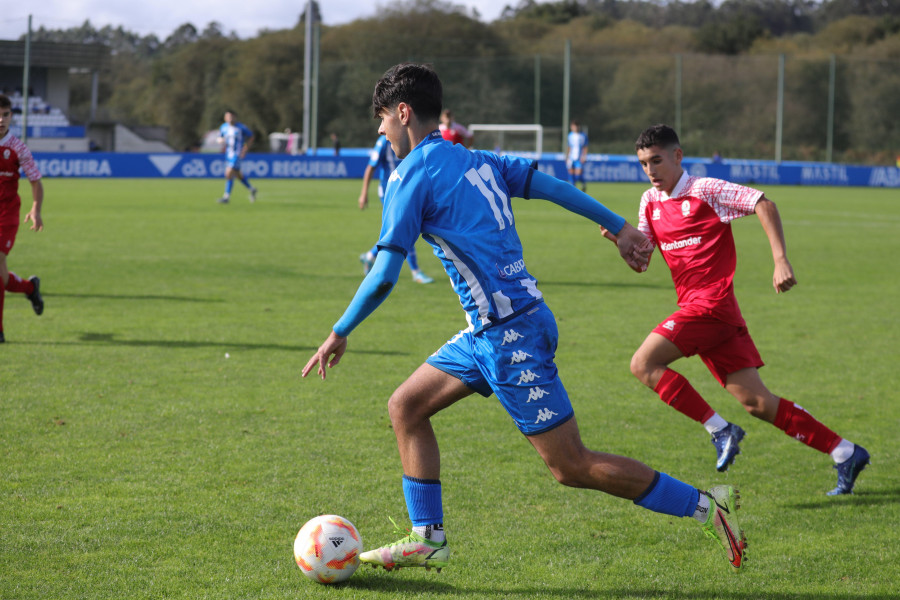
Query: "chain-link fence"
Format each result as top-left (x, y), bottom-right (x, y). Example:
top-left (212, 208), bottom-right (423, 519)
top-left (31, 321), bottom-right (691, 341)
top-left (317, 52), bottom-right (900, 165)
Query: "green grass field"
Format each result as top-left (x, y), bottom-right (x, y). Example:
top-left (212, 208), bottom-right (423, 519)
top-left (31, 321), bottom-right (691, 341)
top-left (2, 178), bottom-right (897, 599)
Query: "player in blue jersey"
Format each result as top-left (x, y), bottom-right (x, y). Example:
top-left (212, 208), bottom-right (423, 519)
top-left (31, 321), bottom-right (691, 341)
top-left (357, 134), bottom-right (433, 284)
top-left (566, 120), bottom-right (588, 192)
top-left (216, 110), bottom-right (258, 204)
top-left (302, 63), bottom-right (747, 573)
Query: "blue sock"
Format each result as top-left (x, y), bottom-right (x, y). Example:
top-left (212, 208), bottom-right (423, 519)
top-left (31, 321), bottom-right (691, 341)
top-left (225, 179), bottom-right (234, 196)
top-left (240, 176), bottom-right (253, 189)
top-left (406, 247), bottom-right (419, 271)
top-left (633, 472), bottom-right (699, 518)
top-left (402, 475), bottom-right (443, 526)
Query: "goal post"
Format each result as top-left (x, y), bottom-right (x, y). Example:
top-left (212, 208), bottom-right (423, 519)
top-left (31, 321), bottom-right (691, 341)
top-left (467, 124), bottom-right (544, 155)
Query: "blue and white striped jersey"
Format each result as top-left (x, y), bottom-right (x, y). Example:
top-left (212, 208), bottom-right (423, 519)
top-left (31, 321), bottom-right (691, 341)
top-left (567, 130), bottom-right (588, 162)
top-left (367, 134), bottom-right (399, 199)
top-left (378, 130), bottom-right (542, 331)
top-left (219, 121), bottom-right (254, 160)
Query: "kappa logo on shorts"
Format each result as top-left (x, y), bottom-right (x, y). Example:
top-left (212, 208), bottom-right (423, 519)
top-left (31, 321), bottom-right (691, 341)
top-left (527, 387), bottom-right (549, 403)
top-left (509, 350), bottom-right (532, 365)
top-left (501, 329), bottom-right (524, 345)
top-left (534, 408), bottom-right (559, 424)
top-left (663, 320), bottom-right (676, 331)
top-left (517, 369), bottom-right (541, 385)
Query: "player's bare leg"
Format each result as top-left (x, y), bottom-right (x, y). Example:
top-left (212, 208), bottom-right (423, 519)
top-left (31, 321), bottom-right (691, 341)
top-left (527, 417), bottom-right (656, 498)
top-left (630, 332), bottom-right (684, 389)
top-left (724, 368), bottom-right (779, 422)
top-left (726, 367), bottom-right (869, 494)
top-left (360, 364), bottom-right (471, 571)
top-left (388, 363), bottom-right (472, 479)
top-left (528, 417), bottom-right (747, 570)
top-left (633, 333), bottom-right (746, 471)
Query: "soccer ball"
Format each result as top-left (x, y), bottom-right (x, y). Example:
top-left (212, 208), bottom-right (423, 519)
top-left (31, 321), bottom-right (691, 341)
top-left (293, 515), bottom-right (363, 584)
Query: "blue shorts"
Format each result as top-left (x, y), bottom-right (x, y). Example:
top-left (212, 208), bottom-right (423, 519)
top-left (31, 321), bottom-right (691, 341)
top-left (426, 303), bottom-right (574, 435)
top-left (568, 160), bottom-right (584, 171)
top-left (226, 155), bottom-right (242, 170)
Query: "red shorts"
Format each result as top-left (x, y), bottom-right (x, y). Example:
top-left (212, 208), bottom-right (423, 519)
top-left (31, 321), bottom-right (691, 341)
top-left (653, 310), bottom-right (764, 386)
top-left (0, 220), bottom-right (18, 255)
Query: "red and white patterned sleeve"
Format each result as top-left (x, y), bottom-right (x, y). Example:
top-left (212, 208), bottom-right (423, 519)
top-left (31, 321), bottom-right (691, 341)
top-left (695, 177), bottom-right (762, 223)
top-left (14, 138), bottom-right (42, 183)
top-left (637, 191), bottom-right (658, 248)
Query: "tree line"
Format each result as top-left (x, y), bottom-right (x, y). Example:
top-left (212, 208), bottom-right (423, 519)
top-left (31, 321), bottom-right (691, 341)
top-left (24, 0), bottom-right (900, 163)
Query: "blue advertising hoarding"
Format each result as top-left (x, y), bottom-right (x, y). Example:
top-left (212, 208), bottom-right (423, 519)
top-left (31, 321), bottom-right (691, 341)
top-left (30, 151), bottom-right (900, 188)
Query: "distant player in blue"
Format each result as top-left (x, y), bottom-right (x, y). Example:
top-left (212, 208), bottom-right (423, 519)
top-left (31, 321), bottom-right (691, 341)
top-left (566, 120), bottom-right (588, 192)
top-left (303, 63), bottom-right (747, 573)
top-left (357, 134), bottom-right (433, 284)
top-left (216, 110), bottom-right (258, 204)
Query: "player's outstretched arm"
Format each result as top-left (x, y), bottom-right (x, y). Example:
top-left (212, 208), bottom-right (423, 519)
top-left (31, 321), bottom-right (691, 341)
top-left (613, 223), bottom-right (653, 273)
top-left (24, 180), bottom-right (44, 231)
top-left (755, 196), bottom-right (797, 293)
top-left (358, 165), bottom-right (375, 210)
top-left (528, 170), bottom-right (651, 271)
top-left (302, 331), bottom-right (348, 380)
top-left (302, 248), bottom-right (404, 380)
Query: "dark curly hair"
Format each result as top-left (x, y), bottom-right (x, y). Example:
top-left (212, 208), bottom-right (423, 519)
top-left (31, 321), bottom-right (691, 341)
top-left (372, 63), bottom-right (442, 122)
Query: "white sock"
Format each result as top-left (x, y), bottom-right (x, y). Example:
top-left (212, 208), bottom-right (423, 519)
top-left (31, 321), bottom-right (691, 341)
top-left (692, 493), bottom-right (712, 523)
top-left (830, 439), bottom-right (855, 464)
top-left (412, 523), bottom-right (445, 543)
top-left (703, 413), bottom-right (729, 434)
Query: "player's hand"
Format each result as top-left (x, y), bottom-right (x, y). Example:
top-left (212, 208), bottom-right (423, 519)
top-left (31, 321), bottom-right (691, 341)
top-left (772, 258), bottom-right (796, 293)
top-left (358, 193), bottom-right (369, 210)
top-left (614, 223), bottom-right (653, 272)
top-left (302, 331), bottom-right (348, 380)
top-left (24, 209), bottom-right (43, 232)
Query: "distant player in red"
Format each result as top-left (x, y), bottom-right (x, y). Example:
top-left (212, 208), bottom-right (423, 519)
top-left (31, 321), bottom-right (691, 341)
top-left (438, 109), bottom-right (472, 147)
top-left (601, 124), bottom-right (868, 495)
top-left (0, 94), bottom-right (45, 343)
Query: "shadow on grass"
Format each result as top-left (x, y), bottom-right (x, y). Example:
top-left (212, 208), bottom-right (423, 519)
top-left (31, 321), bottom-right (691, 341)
top-left (336, 576), bottom-right (895, 600)
top-left (539, 279), bottom-right (668, 290)
top-left (18, 332), bottom-right (409, 357)
top-left (603, 592), bottom-right (895, 600)
top-left (790, 487), bottom-right (900, 510)
top-left (47, 292), bottom-right (226, 303)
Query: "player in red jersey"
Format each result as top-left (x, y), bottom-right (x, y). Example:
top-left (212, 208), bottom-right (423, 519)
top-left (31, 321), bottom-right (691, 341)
top-left (0, 94), bottom-right (45, 343)
top-left (438, 109), bottom-right (472, 147)
top-left (601, 124), bottom-right (869, 495)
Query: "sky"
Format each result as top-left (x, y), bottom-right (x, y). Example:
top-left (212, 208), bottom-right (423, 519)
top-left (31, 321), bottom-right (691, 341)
top-left (2, 1), bottom-right (521, 42)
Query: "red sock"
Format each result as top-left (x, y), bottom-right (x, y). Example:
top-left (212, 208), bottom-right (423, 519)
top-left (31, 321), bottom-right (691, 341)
top-left (5, 272), bottom-right (33, 294)
top-left (773, 398), bottom-right (841, 454)
top-left (654, 369), bottom-right (716, 423)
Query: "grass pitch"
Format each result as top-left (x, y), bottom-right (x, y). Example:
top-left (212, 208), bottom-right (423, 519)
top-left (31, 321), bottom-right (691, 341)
top-left (1, 178), bottom-right (897, 599)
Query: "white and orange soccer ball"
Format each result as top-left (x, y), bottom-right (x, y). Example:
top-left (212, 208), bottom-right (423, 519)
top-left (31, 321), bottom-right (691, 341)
top-left (293, 515), bottom-right (363, 584)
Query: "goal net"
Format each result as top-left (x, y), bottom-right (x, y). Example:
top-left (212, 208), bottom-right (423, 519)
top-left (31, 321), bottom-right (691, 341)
top-left (468, 124), bottom-right (543, 156)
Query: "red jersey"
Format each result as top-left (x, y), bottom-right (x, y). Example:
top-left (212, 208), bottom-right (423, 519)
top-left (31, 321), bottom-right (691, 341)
top-left (440, 127), bottom-right (464, 145)
top-left (439, 122), bottom-right (471, 146)
top-left (638, 172), bottom-right (762, 326)
top-left (0, 132), bottom-right (41, 227)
